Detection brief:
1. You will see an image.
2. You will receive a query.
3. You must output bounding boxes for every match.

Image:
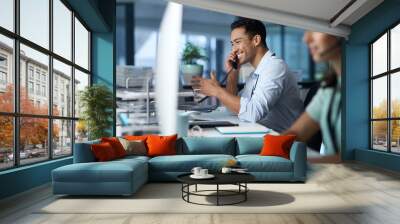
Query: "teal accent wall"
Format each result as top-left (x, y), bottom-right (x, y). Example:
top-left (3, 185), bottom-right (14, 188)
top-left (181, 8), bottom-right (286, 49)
top-left (0, 0), bottom-right (116, 200)
top-left (66, 0), bottom-right (111, 32)
top-left (355, 149), bottom-right (400, 172)
top-left (92, 31), bottom-right (115, 135)
top-left (91, 1), bottom-right (116, 135)
top-left (345, 0), bottom-right (400, 170)
top-left (0, 158), bottom-right (72, 199)
top-left (69, 0), bottom-right (116, 134)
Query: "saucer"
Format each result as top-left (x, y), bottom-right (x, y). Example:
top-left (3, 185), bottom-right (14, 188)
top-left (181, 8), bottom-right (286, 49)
top-left (190, 174), bottom-right (215, 179)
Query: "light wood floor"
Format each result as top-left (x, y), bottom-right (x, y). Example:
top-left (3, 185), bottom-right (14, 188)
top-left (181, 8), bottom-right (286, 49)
top-left (1, 162), bottom-right (400, 224)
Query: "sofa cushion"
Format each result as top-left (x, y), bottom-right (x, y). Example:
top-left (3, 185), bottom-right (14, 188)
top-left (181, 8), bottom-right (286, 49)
top-left (177, 137), bottom-right (235, 155)
top-left (148, 154), bottom-right (235, 172)
top-left (91, 142), bottom-right (118, 161)
top-left (147, 134), bottom-right (178, 157)
top-left (236, 155), bottom-right (293, 172)
top-left (115, 155), bottom-right (150, 163)
top-left (101, 137), bottom-right (127, 158)
top-left (118, 138), bottom-right (147, 156)
top-left (236, 137), bottom-right (263, 155)
top-left (52, 158), bottom-right (147, 183)
top-left (260, 134), bottom-right (296, 159)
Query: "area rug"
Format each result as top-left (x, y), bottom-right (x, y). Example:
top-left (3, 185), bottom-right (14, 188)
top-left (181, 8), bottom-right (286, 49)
top-left (37, 183), bottom-right (361, 214)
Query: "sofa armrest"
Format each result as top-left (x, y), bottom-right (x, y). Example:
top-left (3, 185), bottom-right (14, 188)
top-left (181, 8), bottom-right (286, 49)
top-left (73, 140), bottom-right (100, 163)
top-left (289, 141), bottom-right (307, 181)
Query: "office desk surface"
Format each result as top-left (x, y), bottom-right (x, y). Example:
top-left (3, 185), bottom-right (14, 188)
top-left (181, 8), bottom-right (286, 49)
top-left (187, 108), bottom-right (277, 137)
top-left (117, 90), bottom-right (193, 100)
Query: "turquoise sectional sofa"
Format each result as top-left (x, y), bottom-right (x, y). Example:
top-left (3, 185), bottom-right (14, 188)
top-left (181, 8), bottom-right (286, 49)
top-left (52, 137), bottom-right (306, 196)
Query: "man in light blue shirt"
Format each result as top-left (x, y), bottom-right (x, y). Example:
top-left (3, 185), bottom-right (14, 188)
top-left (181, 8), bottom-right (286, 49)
top-left (195, 18), bottom-right (303, 132)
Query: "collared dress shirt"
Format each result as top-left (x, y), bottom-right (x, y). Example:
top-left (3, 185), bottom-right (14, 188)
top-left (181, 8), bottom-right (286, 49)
top-left (238, 51), bottom-right (304, 132)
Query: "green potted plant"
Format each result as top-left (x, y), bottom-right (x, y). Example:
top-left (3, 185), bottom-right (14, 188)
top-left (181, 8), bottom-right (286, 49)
top-left (181, 42), bottom-right (207, 85)
top-left (79, 84), bottom-right (113, 140)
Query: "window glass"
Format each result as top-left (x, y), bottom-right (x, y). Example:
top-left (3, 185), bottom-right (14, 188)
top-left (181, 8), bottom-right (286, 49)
top-left (0, 116), bottom-right (13, 170)
top-left (284, 27), bottom-right (310, 81)
top-left (371, 27), bottom-right (400, 153)
top-left (391, 24), bottom-right (400, 70)
top-left (372, 121), bottom-right (388, 151)
top-left (20, 44), bottom-right (49, 115)
top-left (53, 0), bottom-right (72, 60)
top-left (0, 34), bottom-right (14, 112)
top-left (134, 28), bottom-right (157, 67)
top-left (74, 69), bottom-right (89, 118)
top-left (391, 72), bottom-right (400, 118)
top-left (53, 59), bottom-right (72, 117)
top-left (74, 18), bottom-right (89, 70)
top-left (372, 77), bottom-right (387, 119)
top-left (53, 119), bottom-right (72, 157)
top-left (266, 24), bottom-right (282, 57)
top-left (391, 120), bottom-right (400, 153)
top-left (372, 33), bottom-right (387, 76)
top-left (0, 0), bottom-right (14, 31)
top-left (19, 117), bottom-right (49, 165)
top-left (20, 0), bottom-right (49, 49)
top-left (75, 120), bottom-right (88, 143)
top-left (0, 0), bottom-right (92, 169)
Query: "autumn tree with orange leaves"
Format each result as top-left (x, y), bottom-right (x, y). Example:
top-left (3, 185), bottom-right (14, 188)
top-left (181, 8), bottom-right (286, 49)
top-left (372, 99), bottom-right (400, 143)
top-left (0, 84), bottom-right (59, 152)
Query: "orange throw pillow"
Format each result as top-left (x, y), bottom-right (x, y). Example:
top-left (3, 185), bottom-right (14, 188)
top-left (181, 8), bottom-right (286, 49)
top-left (91, 142), bottom-right (117, 161)
top-left (146, 134), bottom-right (178, 157)
top-left (101, 137), bottom-right (127, 158)
top-left (260, 134), bottom-right (297, 159)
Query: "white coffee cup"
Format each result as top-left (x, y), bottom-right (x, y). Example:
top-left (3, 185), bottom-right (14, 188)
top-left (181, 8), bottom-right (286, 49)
top-left (200, 169), bottom-right (208, 176)
top-left (221, 167), bottom-right (232, 174)
top-left (191, 167), bottom-right (202, 176)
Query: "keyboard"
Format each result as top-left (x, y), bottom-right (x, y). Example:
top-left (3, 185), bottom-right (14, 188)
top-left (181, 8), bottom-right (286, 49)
top-left (178, 104), bottom-right (218, 112)
top-left (189, 120), bottom-right (238, 128)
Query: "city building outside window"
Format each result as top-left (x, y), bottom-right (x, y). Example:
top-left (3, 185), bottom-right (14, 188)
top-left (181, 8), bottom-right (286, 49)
top-left (0, 55), bottom-right (6, 67)
top-left (0, 71), bottom-right (6, 85)
top-left (42, 85), bottom-right (46, 97)
top-left (36, 83), bottom-right (40, 95)
top-left (28, 67), bottom-right (34, 80)
top-left (28, 81), bottom-right (34, 94)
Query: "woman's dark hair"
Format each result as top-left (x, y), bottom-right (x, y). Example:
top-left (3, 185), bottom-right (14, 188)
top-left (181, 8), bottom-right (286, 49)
top-left (322, 69), bottom-right (338, 88)
top-left (231, 17), bottom-right (267, 48)
top-left (322, 36), bottom-right (344, 88)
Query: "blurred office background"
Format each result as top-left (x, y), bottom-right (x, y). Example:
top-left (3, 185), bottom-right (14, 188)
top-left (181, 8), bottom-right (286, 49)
top-left (116, 0), bottom-right (327, 135)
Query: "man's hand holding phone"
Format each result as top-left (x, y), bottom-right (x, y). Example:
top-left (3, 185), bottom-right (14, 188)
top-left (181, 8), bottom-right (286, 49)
top-left (225, 51), bottom-right (240, 74)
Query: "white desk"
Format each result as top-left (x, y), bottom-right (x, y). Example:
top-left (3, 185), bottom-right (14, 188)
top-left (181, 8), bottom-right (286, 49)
top-left (187, 108), bottom-right (277, 137)
top-left (117, 90), bottom-right (194, 100)
top-left (116, 107), bottom-right (277, 137)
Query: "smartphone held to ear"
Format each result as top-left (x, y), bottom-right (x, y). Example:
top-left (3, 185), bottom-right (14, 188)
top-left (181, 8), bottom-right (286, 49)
top-left (230, 55), bottom-right (238, 70)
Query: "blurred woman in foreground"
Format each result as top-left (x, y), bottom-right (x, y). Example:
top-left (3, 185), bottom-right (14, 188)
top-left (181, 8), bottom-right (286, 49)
top-left (282, 32), bottom-right (342, 163)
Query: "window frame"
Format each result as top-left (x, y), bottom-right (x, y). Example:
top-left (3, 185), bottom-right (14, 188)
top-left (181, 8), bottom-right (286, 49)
top-left (0, 0), bottom-right (92, 171)
top-left (370, 20), bottom-right (400, 154)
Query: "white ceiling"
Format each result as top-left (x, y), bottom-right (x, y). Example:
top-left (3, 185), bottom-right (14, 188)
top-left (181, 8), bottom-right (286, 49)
top-left (171, 0), bottom-right (384, 38)
top-left (227, 0), bottom-right (352, 22)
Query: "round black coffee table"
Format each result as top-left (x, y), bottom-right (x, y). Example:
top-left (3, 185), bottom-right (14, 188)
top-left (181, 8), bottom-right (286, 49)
top-left (177, 173), bottom-right (255, 206)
